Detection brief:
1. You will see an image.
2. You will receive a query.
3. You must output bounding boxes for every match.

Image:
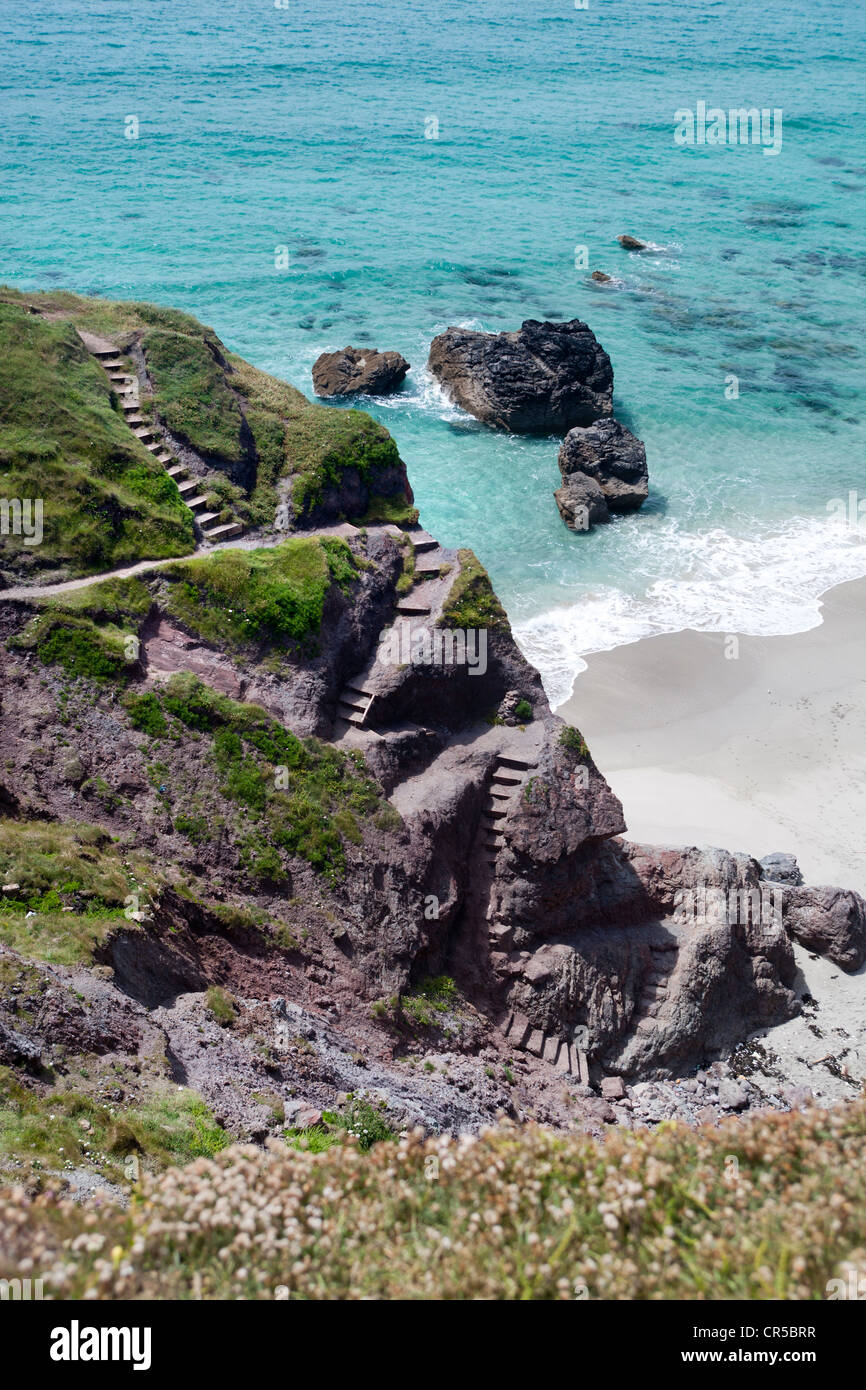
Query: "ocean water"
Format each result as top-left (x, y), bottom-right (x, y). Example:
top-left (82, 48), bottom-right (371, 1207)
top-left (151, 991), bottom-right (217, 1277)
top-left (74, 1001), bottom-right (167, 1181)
top-left (2, 0), bottom-right (865, 705)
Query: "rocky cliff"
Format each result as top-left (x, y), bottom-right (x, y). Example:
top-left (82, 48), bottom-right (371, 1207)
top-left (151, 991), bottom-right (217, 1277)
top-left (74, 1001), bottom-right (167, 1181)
top-left (1, 292), bottom-right (863, 1196)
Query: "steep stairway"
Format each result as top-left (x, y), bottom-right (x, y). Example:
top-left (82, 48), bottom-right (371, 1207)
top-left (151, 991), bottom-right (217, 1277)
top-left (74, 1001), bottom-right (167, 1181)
top-left (332, 527), bottom-right (452, 739)
top-left (86, 341), bottom-right (243, 545)
top-left (480, 752), bottom-right (536, 863)
top-left (632, 940), bottom-right (678, 1035)
top-left (501, 1010), bottom-right (591, 1082)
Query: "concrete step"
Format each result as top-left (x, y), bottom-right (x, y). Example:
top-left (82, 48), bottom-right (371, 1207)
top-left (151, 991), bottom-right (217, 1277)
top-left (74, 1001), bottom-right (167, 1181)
top-left (491, 772), bottom-right (522, 787)
top-left (165, 464), bottom-right (187, 479)
top-left (154, 451), bottom-right (173, 465)
top-left (395, 603), bottom-right (431, 616)
top-left (195, 511), bottom-right (220, 526)
top-left (93, 348), bottom-right (120, 359)
top-left (185, 497), bottom-right (210, 514)
top-left (177, 479), bottom-right (201, 496)
top-left (489, 787), bottom-right (513, 801)
top-left (641, 983), bottom-right (668, 1002)
top-left (202, 522), bottom-right (243, 542)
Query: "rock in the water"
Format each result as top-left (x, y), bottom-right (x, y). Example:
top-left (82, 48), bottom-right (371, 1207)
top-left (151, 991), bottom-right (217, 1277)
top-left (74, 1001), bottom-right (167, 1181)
top-left (554, 473), bottom-right (610, 530)
top-left (617, 235), bottom-right (646, 250)
top-left (591, 270), bottom-right (612, 283)
top-left (558, 418), bottom-right (649, 513)
top-left (760, 852), bottom-right (804, 886)
top-left (428, 319), bottom-right (613, 434)
top-left (312, 345), bottom-right (410, 398)
top-left (783, 885), bottom-right (866, 972)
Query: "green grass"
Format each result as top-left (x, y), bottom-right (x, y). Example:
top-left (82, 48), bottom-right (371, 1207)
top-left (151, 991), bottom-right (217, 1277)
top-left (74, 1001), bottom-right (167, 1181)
top-left (205, 985), bottom-right (237, 1026)
top-left (0, 286), bottom-right (413, 545)
top-left (160, 536), bottom-right (357, 652)
top-left (145, 673), bottom-right (386, 881)
top-left (142, 329), bottom-right (246, 463)
top-left (0, 300), bottom-right (194, 579)
top-left (439, 550), bottom-right (510, 633)
top-left (400, 975), bottom-right (459, 1027)
top-left (11, 574), bottom-right (155, 684)
top-left (559, 725), bottom-right (589, 757)
top-left (0, 819), bottom-right (154, 965)
top-left (0, 1072), bottom-right (229, 1188)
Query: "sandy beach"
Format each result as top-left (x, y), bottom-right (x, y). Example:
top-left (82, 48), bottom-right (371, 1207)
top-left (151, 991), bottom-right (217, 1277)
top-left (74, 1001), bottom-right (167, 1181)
top-left (559, 575), bottom-right (866, 898)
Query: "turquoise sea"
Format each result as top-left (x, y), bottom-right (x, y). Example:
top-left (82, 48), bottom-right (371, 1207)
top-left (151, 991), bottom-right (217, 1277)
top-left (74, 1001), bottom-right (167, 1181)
top-left (2, 0), bottom-right (865, 704)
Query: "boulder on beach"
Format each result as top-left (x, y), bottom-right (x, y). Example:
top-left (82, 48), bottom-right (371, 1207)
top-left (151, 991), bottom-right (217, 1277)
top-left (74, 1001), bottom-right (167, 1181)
top-left (618, 234), bottom-right (646, 250)
top-left (782, 884), bottom-right (866, 972)
top-left (312, 345), bottom-right (410, 398)
top-left (427, 318), bottom-right (613, 434)
top-left (558, 417), bottom-right (649, 513)
top-left (554, 473), bottom-right (610, 530)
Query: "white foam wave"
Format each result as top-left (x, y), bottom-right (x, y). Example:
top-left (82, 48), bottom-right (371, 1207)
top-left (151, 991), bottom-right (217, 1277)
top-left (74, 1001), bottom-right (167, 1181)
top-left (514, 516), bottom-right (866, 709)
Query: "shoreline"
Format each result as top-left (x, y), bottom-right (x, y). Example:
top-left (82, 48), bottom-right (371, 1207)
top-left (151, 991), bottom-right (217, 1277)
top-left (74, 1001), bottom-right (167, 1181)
top-left (558, 573), bottom-right (866, 897)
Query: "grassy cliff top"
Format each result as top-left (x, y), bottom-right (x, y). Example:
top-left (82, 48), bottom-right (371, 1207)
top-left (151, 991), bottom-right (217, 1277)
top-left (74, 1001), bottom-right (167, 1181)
top-left (0, 288), bottom-right (413, 582)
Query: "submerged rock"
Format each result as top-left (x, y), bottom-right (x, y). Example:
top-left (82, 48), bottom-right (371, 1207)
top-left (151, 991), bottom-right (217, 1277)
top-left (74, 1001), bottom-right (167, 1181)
top-left (558, 418), bottom-right (649, 514)
top-left (428, 318), bottom-right (613, 434)
top-left (312, 345), bottom-right (410, 398)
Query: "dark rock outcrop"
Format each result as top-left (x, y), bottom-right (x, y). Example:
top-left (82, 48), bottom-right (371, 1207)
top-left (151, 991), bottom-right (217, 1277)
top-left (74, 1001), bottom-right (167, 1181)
top-left (782, 885), bottom-right (866, 972)
top-left (554, 473), bottom-right (610, 530)
top-left (557, 418), bottom-right (649, 515)
top-left (618, 235), bottom-right (646, 251)
top-left (312, 346), bottom-right (410, 398)
top-left (428, 319), bottom-right (613, 434)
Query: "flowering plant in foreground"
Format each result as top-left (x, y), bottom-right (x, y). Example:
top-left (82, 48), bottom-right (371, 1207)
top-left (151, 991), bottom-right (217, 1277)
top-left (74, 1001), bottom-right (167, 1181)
top-left (2, 1100), bottom-right (866, 1300)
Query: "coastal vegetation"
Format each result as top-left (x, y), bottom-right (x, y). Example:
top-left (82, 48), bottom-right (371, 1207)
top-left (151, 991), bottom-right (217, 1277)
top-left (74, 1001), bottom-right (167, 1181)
top-left (2, 1098), bottom-right (865, 1299)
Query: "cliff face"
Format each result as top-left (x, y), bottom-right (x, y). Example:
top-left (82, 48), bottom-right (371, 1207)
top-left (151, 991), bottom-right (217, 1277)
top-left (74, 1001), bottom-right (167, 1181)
top-left (0, 293), bottom-right (863, 1169)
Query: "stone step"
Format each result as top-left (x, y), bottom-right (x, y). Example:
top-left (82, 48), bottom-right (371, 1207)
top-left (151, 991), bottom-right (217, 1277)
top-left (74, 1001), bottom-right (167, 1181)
top-left (395, 603), bottom-right (431, 616)
top-left (344, 682), bottom-right (373, 699)
top-left (339, 690), bottom-right (369, 713)
top-left (101, 358), bottom-right (125, 369)
top-left (489, 787), bottom-right (513, 801)
top-left (504, 1012), bottom-right (531, 1048)
top-left (154, 451), bottom-right (173, 465)
top-left (337, 702), bottom-right (365, 726)
top-left (176, 479), bottom-right (201, 496)
top-left (641, 983), bottom-right (668, 1002)
top-left (491, 772), bottom-right (521, 787)
top-left (133, 428), bottom-right (156, 443)
top-left (202, 522), bottom-right (243, 542)
top-left (497, 756), bottom-right (536, 773)
top-left (485, 806), bottom-right (507, 820)
top-left (165, 464), bottom-right (187, 479)
top-left (412, 538), bottom-right (439, 554)
top-left (93, 347), bottom-right (120, 359)
top-left (185, 496), bottom-right (210, 514)
top-left (195, 511), bottom-right (220, 526)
